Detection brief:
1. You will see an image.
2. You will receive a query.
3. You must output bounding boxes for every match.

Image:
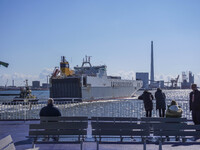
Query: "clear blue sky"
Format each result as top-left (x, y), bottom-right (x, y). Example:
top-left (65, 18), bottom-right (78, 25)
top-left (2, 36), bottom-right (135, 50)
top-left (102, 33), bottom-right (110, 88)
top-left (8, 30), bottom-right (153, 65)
top-left (1, 0), bottom-right (200, 86)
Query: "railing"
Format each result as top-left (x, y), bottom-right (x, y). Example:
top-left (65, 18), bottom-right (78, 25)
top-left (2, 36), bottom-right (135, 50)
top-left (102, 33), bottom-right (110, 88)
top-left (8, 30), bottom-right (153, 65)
top-left (0, 99), bottom-right (191, 120)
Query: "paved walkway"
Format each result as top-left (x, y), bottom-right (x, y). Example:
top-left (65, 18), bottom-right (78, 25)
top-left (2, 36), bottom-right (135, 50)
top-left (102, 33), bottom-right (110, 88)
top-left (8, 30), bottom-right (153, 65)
top-left (0, 121), bottom-right (200, 150)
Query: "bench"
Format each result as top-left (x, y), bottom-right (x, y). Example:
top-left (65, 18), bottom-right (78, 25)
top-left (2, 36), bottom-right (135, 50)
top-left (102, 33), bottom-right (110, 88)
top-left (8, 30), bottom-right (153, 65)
top-left (140, 117), bottom-right (187, 133)
top-left (153, 123), bottom-right (200, 150)
top-left (0, 135), bottom-right (15, 150)
top-left (28, 116), bottom-right (88, 150)
top-left (91, 117), bottom-right (150, 150)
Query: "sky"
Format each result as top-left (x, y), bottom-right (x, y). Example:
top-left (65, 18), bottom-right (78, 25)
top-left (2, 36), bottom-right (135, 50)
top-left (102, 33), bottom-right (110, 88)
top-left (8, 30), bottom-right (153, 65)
top-left (0, 0), bottom-right (200, 87)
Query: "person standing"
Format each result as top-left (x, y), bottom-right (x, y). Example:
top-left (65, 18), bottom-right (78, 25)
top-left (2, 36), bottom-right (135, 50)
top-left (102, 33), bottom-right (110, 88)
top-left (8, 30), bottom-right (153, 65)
top-left (190, 84), bottom-right (200, 125)
top-left (155, 88), bottom-right (166, 117)
top-left (138, 90), bottom-right (154, 117)
top-left (40, 98), bottom-right (61, 117)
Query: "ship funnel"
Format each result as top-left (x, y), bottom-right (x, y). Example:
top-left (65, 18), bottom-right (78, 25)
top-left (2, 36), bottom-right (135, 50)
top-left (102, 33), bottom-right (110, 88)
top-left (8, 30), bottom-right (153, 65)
top-left (60, 56), bottom-right (74, 76)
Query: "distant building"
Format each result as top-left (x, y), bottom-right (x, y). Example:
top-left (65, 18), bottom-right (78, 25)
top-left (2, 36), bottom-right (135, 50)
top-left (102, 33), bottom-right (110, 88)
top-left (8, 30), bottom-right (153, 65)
top-left (158, 80), bottom-right (165, 89)
top-left (32, 81), bottom-right (40, 89)
top-left (136, 72), bottom-right (149, 89)
top-left (181, 71), bottom-right (194, 89)
top-left (42, 83), bottom-right (50, 89)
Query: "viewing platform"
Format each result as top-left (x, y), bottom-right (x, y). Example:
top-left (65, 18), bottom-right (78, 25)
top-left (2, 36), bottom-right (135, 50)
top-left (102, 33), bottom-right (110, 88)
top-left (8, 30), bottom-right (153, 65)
top-left (1, 119), bottom-right (200, 150)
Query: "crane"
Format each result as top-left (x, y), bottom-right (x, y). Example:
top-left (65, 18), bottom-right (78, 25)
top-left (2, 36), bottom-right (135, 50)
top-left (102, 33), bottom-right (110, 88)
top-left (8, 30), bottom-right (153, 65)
top-left (0, 61), bottom-right (9, 68)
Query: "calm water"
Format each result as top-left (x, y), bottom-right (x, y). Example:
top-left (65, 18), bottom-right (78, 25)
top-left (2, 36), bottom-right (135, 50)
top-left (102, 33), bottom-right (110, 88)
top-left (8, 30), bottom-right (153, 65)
top-left (0, 89), bottom-right (192, 102)
top-left (0, 89), bottom-right (194, 120)
top-left (0, 90), bottom-right (49, 102)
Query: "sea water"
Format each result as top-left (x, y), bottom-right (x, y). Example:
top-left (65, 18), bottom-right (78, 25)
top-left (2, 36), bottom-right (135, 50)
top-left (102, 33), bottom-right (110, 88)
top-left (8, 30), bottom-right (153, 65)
top-left (0, 89), bottom-right (193, 120)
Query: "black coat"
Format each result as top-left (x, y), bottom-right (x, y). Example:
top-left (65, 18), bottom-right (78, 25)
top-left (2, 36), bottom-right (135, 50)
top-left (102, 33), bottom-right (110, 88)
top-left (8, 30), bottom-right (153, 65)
top-left (190, 89), bottom-right (200, 111)
top-left (138, 91), bottom-right (154, 111)
top-left (155, 90), bottom-right (166, 110)
top-left (40, 104), bottom-right (61, 117)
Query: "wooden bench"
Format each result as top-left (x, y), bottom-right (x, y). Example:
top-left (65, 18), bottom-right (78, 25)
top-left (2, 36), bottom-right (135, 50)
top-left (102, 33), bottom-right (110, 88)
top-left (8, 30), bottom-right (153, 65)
top-left (91, 117), bottom-right (149, 150)
top-left (140, 117), bottom-right (187, 133)
top-left (28, 116), bottom-right (88, 150)
top-left (0, 135), bottom-right (15, 150)
top-left (153, 123), bottom-right (200, 150)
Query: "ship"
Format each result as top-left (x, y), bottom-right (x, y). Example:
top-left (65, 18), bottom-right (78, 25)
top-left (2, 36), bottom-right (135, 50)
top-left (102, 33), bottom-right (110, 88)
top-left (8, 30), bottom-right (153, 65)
top-left (12, 80), bottom-right (39, 103)
top-left (50, 56), bottom-right (143, 102)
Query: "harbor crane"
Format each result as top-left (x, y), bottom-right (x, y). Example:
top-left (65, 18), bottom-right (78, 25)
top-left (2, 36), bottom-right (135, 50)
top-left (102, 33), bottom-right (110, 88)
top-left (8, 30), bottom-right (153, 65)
top-left (170, 75), bottom-right (179, 88)
top-left (0, 61), bottom-right (9, 68)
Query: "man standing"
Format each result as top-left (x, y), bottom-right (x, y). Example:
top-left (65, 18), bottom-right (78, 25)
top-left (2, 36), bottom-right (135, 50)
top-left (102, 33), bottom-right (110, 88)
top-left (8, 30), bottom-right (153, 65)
top-left (138, 90), bottom-right (154, 117)
top-left (155, 88), bottom-right (166, 117)
top-left (190, 84), bottom-right (200, 125)
top-left (40, 98), bottom-right (61, 117)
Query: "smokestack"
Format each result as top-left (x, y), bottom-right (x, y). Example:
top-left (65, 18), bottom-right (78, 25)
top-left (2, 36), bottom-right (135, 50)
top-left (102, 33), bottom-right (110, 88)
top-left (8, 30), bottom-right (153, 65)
top-left (150, 41), bottom-right (154, 85)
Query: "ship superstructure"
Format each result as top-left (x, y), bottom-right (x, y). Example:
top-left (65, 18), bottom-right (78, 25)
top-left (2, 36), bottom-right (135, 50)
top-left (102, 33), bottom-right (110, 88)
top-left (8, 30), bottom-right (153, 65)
top-left (50, 56), bottom-right (143, 102)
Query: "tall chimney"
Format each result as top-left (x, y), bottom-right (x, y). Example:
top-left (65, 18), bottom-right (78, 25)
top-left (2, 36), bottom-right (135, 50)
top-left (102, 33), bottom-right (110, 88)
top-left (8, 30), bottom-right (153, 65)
top-left (150, 41), bottom-right (154, 85)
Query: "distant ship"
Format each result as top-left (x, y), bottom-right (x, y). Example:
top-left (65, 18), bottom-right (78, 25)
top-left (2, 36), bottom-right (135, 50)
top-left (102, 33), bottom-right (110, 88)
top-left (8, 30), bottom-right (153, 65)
top-left (50, 56), bottom-right (143, 102)
top-left (12, 80), bottom-right (39, 103)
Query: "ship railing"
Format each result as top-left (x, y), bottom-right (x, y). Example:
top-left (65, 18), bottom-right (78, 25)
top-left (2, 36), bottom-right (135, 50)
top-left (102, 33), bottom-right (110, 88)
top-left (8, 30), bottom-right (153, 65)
top-left (0, 99), bottom-right (192, 120)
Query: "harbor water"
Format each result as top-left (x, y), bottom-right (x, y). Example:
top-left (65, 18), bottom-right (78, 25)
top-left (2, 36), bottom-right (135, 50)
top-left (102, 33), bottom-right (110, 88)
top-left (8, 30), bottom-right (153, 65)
top-left (0, 89), bottom-right (193, 120)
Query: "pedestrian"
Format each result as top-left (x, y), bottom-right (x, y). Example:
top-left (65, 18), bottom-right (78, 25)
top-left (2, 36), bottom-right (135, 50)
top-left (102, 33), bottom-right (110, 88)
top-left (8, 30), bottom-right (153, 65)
top-left (40, 98), bottom-right (61, 117)
top-left (190, 84), bottom-right (200, 125)
top-left (155, 88), bottom-right (166, 117)
top-left (138, 90), bottom-right (154, 117)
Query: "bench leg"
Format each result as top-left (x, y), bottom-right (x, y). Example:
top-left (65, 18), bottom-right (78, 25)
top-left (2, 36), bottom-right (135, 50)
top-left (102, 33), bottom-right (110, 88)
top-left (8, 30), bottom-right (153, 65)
top-left (97, 141), bottom-right (99, 150)
top-left (159, 138), bottom-right (162, 150)
top-left (80, 140), bottom-right (83, 150)
top-left (32, 141), bottom-right (35, 148)
top-left (143, 138), bottom-right (146, 150)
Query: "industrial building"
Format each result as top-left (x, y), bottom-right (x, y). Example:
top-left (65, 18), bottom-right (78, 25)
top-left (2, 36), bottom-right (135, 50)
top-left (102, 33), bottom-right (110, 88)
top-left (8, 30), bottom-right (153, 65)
top-left (136, 72), bottom-right (149, 89)
top-left (181, 71), bottom-right (194, 89)
top-left (32, 81), bottom-right (40, 89)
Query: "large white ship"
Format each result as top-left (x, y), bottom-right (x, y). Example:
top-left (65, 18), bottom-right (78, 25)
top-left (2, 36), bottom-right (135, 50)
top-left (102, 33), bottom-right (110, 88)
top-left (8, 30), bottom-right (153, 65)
top-left (50, 56), bottom-right (143, 102)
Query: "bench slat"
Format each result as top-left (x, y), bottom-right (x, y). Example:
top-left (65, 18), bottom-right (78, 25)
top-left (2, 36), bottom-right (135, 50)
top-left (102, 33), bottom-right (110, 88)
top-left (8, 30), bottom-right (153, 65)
top-left (40, 116), bottom-right (88, 122)
top-left (93, 130), bottom-right (149, 136)
top-left (92, 122), bottom-right (141, 129)
top-left (30, 122), bottom-right (87, 129)
top-left (141, 117), bottom-right (187, 123)
top-left (3, 143), bottom-right (16, 150)
top-left (91, 117), bottom-right (138, 122)
top-left (0, 135), bottom-right (14, 150)
top-left (154, 130), bottom-right (200, 136)
top-left (29, 130), bottom-right (87, 136)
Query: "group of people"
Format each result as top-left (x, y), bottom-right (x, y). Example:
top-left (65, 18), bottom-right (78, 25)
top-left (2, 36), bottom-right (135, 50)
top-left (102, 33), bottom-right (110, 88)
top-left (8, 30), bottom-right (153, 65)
top-left (138, 83), bottom-right (200, 126)
top-left (39, 84), bottom-right (200, 127)
top-left (138, 88), bottom-right (170, 118)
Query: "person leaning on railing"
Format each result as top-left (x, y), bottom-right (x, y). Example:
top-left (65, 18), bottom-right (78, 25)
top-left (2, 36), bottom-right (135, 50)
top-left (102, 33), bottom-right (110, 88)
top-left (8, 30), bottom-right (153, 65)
top-left (138, 90), bottom-right (154, 117)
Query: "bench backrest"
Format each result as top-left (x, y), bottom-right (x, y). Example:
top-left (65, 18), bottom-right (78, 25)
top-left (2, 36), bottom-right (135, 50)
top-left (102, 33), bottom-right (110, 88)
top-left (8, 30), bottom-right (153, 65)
top-left (0, 135), bottom-right (15, 150)
top-left (92, 122), bottom-right (149, 136)
top-left (40, 116), bottom-right (88, 122)
top-left (140, 117), bottom-right (187, 123)
top-left (153, 124), bottom-right (200, 136)
top-left (29, 116), bottom-right (88, 137)
top-left (91, 117), bottom-right (138, 123)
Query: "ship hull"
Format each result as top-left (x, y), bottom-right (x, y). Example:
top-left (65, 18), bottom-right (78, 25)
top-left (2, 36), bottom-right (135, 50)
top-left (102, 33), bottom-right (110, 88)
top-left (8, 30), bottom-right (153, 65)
top-left (82, 86), bottom-right (139, 101)
top-left (50, 78), bottom-right (142, 102)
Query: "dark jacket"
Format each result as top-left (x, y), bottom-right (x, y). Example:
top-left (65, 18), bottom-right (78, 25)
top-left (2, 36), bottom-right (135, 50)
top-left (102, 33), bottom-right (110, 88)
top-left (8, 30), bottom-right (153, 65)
top-left (40, 104), bottom-right (61, 117)
top-left (138, 91), bottom-right (154, 111)
top-left (155, 89), bottom-right (166, 110)
top-left (190, 89), bottom-right (200, 111)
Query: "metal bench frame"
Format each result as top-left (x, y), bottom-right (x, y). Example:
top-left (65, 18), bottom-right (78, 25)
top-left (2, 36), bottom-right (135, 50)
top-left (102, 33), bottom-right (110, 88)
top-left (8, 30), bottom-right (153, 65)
top-left (28, 116), bottom-right (88, 150)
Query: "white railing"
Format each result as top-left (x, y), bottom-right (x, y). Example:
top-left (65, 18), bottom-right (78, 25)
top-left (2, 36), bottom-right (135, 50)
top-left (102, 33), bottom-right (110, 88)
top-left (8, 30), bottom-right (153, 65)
top-left (0, 99), bottom-right (192, 120)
